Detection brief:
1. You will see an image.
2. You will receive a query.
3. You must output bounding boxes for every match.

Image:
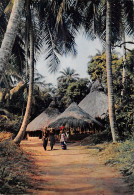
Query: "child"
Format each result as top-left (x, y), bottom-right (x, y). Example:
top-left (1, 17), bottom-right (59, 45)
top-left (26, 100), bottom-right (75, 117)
top-left (60, 129), bottom-right (67, 150)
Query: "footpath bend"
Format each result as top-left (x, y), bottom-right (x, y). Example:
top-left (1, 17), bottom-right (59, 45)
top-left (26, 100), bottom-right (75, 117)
top-left (21, 140), bottom-right (131, 195)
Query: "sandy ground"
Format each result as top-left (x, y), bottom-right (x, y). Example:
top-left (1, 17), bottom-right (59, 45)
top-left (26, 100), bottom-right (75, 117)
top-left (21, 140), bottom-right (131, 195)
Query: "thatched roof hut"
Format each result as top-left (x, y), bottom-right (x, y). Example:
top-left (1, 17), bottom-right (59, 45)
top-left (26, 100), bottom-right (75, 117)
top-left (26, 107), bottom-right (60, 132)
top-left (48, 102), bottom-right (102, 128)
top-left (78, 80), bottom-right (108, 119)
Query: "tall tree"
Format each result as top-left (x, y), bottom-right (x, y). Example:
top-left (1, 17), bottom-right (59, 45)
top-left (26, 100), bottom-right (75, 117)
top-left (14, 0), bottom-right (81, 143)
top-left (106, 0), bottom-right (117, 142)
top-left (14, 11), bottom-right (34, 144)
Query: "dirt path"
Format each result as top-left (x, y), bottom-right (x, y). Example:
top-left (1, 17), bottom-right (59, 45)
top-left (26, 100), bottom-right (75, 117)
top-left (21, 140), bottom-right (130, 195)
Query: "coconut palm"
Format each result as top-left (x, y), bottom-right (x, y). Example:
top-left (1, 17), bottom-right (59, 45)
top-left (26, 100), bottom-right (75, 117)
top-left (105, 0), bottom-right (133, 141)
top-left (80, 0), bottom-right (133, 142)
top-left (57, 67), bottom-right (79, 83)
top-left (0, 0), bottom-right (83, 144)
top-left (76, 0), bottom-right (116, 141)
top-left (105, 0), bottom-right (116, 142)
top-left (14, 0), bottom-right (82, 144)
top-left (14, 8), bottom-right (34, 144)
top-left (35, 0), bottom-right (82, 73)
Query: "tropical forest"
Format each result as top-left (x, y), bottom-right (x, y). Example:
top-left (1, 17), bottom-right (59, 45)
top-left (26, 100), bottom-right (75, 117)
top-left (0, 0), bottom-right (133, 194)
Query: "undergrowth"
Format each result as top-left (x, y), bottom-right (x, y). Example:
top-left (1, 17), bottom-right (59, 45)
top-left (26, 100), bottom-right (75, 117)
top-left (97, 137), bottom-right (134, 193)
top-left (0, 132), bottom-right (36, 194)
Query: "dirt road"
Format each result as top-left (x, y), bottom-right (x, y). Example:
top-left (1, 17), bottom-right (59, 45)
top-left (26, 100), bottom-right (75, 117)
top-left (21, 140), bottom-right (131, 195)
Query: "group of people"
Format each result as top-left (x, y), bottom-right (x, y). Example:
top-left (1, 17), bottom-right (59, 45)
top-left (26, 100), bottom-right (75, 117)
top-left (42, 126), bottom-right (68, 151)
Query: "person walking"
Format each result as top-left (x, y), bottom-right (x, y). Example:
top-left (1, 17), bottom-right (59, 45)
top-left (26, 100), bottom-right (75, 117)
top-left (60, 128), bottom-right (67, 150)
top-left (49, 128), bottom-right (55, 150)
top-left (42, 129), bottom-right (49, 151)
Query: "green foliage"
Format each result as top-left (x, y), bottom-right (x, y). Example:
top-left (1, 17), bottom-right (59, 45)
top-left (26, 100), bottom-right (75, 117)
top-left (115, 51), bottom-right (134, 138)
top-left (66, 78), bottom-right (90, 103)
top-left (116, 72), bottom-right (133, 138)
top-left (55, 78), bottom-right (90, 111)
top-left (0, 84), bottom-right (53, 134)
top-left (57, 67), bottom-right (79, 83)
top-left (87, 52), bottom-right (122, 88)
top-left (106, 138), bottom-right (134, 191)
top-left (31, 86), bottom-right (52, 120)
top-left (0, 115), bottom-right (22, 135)
top-left (96, 137), bottom-right (134, 192)
top-left (87, 50), bottom-right (134, 139)
top-left (81, 130), bottom-right (112, 146)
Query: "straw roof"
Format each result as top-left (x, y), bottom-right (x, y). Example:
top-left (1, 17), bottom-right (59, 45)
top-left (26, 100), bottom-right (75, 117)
top-left (48, 102), bottom-right (102, 128)
top-left (78, 80), bottom-right (108, 119)
top-left (26, 107), bottom-right (60, 132)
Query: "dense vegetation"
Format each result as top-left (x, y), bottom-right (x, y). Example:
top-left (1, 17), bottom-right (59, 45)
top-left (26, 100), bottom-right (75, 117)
top-left (0, 132), bottom-right (36, 194)
top-left (88, 50), bottom-right (134, 139)
top-left (0, 0), bottom-right (133, 193)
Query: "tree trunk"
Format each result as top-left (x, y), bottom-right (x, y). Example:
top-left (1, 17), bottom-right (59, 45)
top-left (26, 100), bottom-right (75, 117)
top-left (121, 30), bottom-right (127, 98)
top-left (14, 16), bottom-right (34, 144)
top-left (106, 0), bottom-right (117, 142)
top-left (0, 0), bottom-right (25, 77)
top-left (3, 74), bottom-right (10, 106)
top-left (5, 81), bottom-right (26, 101)
top-left (25, 0), bottom-right (30, 81)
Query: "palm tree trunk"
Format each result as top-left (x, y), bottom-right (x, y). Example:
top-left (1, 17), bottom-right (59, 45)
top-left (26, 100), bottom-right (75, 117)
top-left (106, 0), bottom-right (117, 142)
top-left (121, 30), bottom-right (127, 98)
top-left (3, 74), bottom-right (10, 106)
top-left (25, 0), bottom-right (30, 81)
top-left (0, 0), bottom-right (24, 77)
top-left (14, 17), bottom-right (34, 144)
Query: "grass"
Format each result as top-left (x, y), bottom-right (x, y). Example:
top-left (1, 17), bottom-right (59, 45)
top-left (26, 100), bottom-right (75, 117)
top-left (81, 132), bottom-right (134, 193)
top-left (0, 131), bottom-right (37, 194)
top-left (90, 137), bottom-right (134, 192)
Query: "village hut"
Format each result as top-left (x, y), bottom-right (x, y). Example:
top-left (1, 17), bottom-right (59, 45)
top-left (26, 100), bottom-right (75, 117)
top-left (78, 80), bottom-right (108, 120)
top-left (48, 102), bottom-right (102, 135)
top-left (26, 106), bottom-right (60, 140)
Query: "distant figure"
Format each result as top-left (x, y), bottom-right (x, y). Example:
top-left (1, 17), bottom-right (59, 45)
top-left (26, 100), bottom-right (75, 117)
top-left (49, 128), bottom-right (55, 150)
top-left (42, 129), bottom-right (49, 151)
top-left (60, 129), bottom-right (67, 150)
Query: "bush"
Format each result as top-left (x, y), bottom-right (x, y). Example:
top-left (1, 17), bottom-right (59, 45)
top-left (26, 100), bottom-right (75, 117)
top-left (80, 130), bottom-right (112, 146)
top-left (98, 137), bottom-right (134, 192)
top-left (0, 139), bottom-right (35, 194)
top-left (117, 138), bottom-right (134, 190)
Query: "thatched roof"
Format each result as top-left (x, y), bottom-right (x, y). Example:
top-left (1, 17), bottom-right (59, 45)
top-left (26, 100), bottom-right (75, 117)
top-left (78, 80), bottom-right (108, 119)
top-left (26, 107), bottom-right (60, 132)
top-left (48, 102), bottom-right (102, 128)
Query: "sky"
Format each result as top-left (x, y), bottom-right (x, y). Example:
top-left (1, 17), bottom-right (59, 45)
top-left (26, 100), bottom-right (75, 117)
top-left (36, 32), bottom-right (133, 87)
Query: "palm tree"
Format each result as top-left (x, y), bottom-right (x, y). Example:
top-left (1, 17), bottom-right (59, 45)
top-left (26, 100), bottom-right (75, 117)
top-left (1, 0), bottom-right (82, 144)
top-left (57, 67), bottom-right (79, 83)
top-left (105, 0), bottom-right (116, 142)
top-left (0, 0), bottom-right (25, 78)
top-left (14, 10), bottom-right (34, 144)
top-left (77, 0), bottom-right (117, 142)
top-left (120, 1), bottom-right (133, 98)
top-left (13, 0), bottom-right (82, 144)
top-left (81, 0), bottom-right (134, 142)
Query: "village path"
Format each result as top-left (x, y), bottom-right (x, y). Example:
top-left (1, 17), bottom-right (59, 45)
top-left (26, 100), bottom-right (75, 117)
top-left (21, 140), bottom-right (130, 195)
